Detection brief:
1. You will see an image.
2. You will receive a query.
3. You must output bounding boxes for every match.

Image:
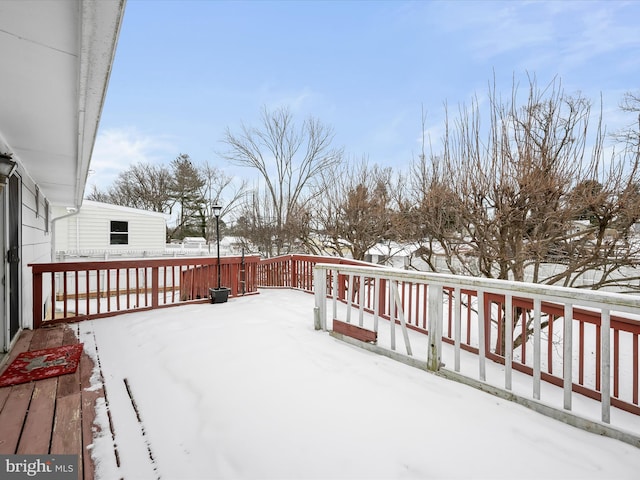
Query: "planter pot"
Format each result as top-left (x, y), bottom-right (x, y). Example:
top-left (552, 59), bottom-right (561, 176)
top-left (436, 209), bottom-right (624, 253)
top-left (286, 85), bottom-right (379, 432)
top-left (209, 287), bottom-right (230, 304)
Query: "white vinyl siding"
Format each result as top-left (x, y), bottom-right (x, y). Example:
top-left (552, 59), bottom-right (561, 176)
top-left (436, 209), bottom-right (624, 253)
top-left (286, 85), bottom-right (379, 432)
top-left (20, 169), bottom-right (53, 329)
top-left (54, 200), bottom-right (166, 254)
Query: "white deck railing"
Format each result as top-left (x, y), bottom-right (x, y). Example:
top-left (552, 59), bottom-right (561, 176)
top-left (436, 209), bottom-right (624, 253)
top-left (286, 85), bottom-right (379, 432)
top-left (313, 263), bottom-right (640, 447)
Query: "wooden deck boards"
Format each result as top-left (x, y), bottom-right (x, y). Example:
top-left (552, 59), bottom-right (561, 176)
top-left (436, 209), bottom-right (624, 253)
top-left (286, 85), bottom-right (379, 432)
top-left (0, 324), bottom-right (103, 480)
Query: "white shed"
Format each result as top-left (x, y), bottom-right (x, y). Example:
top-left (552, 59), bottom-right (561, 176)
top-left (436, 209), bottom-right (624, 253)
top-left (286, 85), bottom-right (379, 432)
top-left (54, 200), bottom-right (167, 257)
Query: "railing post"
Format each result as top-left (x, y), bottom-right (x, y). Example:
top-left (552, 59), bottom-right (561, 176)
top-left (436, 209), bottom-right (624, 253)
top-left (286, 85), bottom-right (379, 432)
top-left (151, 266), bottom-right (159, 309)
top-left (32, 269), bottom-right (43, 329)
top-left (563, 303), bottom-right (573, 411)
top-left (314, 266), bottom-right (326, 330)
top-left (427, 283), bottom-right (443, 371)
top-left (292, 256), bottom-right (298, 289)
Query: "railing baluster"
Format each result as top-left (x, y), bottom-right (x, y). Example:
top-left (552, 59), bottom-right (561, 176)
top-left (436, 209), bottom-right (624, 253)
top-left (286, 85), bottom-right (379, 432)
top-left (96, 269), bottom-right (101, 314)
top-left (126, 268), bottom-right (131, 309)
top-left (422, 284), bottom-right (428, 330)
top-left (548, 313), bottom-right (554, 375)
top-left (454, 287), bottom-right (461, 373)
top-left (391, 280), bottom-right (412, 356)
top-left (466, 292), bottom-right (472, 345)
top-left (332, 272), bottom-right (338, 322)
top-left (85, 269), bottom-right (90, 316)
top-left (614, 329), bottom-right (620, 399)
top-left (634, 334), bottom-right (639, 405)
top-left (74, 270), bottom-right (79, 317)
top-left (563, 303), bottom-right (573, 411)
top-left (390, 280), bottom-right (397, 351)
top-left (373, 276), bottom-right (380, 333)
top-left (62, 271), bottom-right (68, 319)
top-left (116, 268), bottom-right (121, 310)
top-left (579, 320), bottom-right (585, 385)
top-left (505, 294), bottom-right (513, 391)
top-left (478, 290), bottom-right (486, 381)
top-left (596, 323), bottom-right (602, 392)
top-left (601, 309), bottom-right (611, 424)
top-left (358, 274), bottom-right (365, 327)
top-left (533, 298), bottom-right (542, 400)
top-left (346, 274), bottom-right (354, 324)
top-left (106, 268), bottom-right (111, 312)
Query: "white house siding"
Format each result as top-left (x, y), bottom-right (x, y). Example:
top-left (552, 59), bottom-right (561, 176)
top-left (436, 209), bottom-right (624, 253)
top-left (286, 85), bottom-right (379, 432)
top-left (15, 169), bottom-right (52, 331)
top-left (54, 201), bottom-right (167, 256)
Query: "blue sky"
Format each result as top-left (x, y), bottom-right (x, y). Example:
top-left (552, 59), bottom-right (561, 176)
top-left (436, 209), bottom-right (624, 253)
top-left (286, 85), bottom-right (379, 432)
top-left (89, 0), bottom-right (640, 191)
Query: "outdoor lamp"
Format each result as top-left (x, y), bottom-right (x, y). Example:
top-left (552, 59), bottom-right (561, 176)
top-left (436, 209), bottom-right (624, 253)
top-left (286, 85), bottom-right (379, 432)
top-left (214, 204), bottom-right (222, 289)
top-left (0, 153), bottom-right (17, 191)
top-left (209, 203), bottom-right (229, 303)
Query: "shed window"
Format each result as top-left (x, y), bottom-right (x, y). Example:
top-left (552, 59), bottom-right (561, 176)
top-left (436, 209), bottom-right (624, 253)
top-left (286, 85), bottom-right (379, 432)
top-left (110, 220), bottom-right (129, 245)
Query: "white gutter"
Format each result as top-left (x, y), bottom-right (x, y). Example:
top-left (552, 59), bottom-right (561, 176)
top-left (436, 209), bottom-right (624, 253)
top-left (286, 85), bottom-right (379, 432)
top-left (51, 207), bottom-right (80, 262)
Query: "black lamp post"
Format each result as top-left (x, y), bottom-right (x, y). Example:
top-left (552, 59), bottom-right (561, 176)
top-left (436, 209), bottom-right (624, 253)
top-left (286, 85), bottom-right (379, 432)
top-left (213, 204), bottom-right (222, 289)
top-left (209, 204), bottom-right (229, 303)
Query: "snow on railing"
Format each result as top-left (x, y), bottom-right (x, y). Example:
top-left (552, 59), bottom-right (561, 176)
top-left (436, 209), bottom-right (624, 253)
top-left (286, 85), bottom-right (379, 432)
top-left (312, 262), bottom-right (640, 446)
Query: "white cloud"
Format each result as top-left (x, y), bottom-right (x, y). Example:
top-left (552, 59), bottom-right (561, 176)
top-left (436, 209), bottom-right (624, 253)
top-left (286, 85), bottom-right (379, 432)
top-left (88, 127), bottom-right (177, 191)
top-left (428, 1), bottom-right (640, 75)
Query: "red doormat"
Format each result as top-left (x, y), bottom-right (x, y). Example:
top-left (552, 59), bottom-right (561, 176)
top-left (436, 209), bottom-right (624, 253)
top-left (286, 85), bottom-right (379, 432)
top-left (0, 343), bottom-right (84, 387)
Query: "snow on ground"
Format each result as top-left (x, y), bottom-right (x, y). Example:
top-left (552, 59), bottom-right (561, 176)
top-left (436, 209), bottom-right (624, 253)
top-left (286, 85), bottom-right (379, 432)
top-left (78, 289), bottom-right (640, 479)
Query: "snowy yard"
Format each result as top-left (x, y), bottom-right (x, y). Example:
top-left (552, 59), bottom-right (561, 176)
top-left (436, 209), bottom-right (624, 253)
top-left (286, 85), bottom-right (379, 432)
top-left (79, 289), bottom-right (640, 479)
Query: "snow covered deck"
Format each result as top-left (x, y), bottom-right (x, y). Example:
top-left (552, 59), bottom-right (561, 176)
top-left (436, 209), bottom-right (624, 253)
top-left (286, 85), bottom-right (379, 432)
top-left (4, 280), bottom-right (640, 478)
top-left (11, 289), bottom-right (636, 479)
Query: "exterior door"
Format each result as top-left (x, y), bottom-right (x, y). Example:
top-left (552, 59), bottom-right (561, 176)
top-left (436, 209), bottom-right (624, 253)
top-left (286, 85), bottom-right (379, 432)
top-left (7, 174), bottom-right (20, 341)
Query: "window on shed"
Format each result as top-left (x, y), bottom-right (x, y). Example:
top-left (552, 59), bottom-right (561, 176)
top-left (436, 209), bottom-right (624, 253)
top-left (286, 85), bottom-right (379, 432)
top-left (110, 220), bottom-right (129, 245)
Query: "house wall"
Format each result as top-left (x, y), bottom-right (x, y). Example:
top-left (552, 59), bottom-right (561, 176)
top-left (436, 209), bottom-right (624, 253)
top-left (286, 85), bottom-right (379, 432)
top-left (54, 201), bottom-right (166, 255)
top-left (18, 167), bottom-right (52, 330)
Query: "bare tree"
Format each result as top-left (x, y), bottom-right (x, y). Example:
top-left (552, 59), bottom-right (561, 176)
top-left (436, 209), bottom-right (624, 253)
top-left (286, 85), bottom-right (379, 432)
top-left (314, 159), bottom-right (399, 261)
top-left (199, 162), bottom-right (247, 244)
top-left (87, 156), bottom-right (245, 244)
top-left (87, 163), bottom-right (173, 213)
top-left (221, 106), bottom-right (342, 256)
top-left (408, 77), bottom-right (640, 349)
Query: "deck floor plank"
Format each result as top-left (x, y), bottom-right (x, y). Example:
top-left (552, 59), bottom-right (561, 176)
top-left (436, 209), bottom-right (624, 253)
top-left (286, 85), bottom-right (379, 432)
top-left (0, 384), bottom-right (10, 412)
top-left (30, 327), bottom-right (64, 351)
top-left (80, 351), bottom-right (100, 480)
top-left (57, 365), bottom-right (82, 399)
top-left (0, 330), bottom-right (34, 370)
top-left (16, 377), bottom-right (57, 454)
top-left (0, 382), bottom-right (35, 454)
top-left (51, 392), bottom-right (83, 474)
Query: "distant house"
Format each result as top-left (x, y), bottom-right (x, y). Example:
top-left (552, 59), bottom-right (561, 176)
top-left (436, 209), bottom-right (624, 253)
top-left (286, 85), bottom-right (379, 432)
top-left (53, 200), bottom-right (168, 258)
top-left (365, 242), bottom-right (418, 269)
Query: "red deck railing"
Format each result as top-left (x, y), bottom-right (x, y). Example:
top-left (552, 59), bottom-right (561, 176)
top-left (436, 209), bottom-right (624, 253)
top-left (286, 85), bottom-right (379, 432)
top-left (30, 255), bottom-right (260, 327)
top-left (257, 254), bottom-right (377, 292)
